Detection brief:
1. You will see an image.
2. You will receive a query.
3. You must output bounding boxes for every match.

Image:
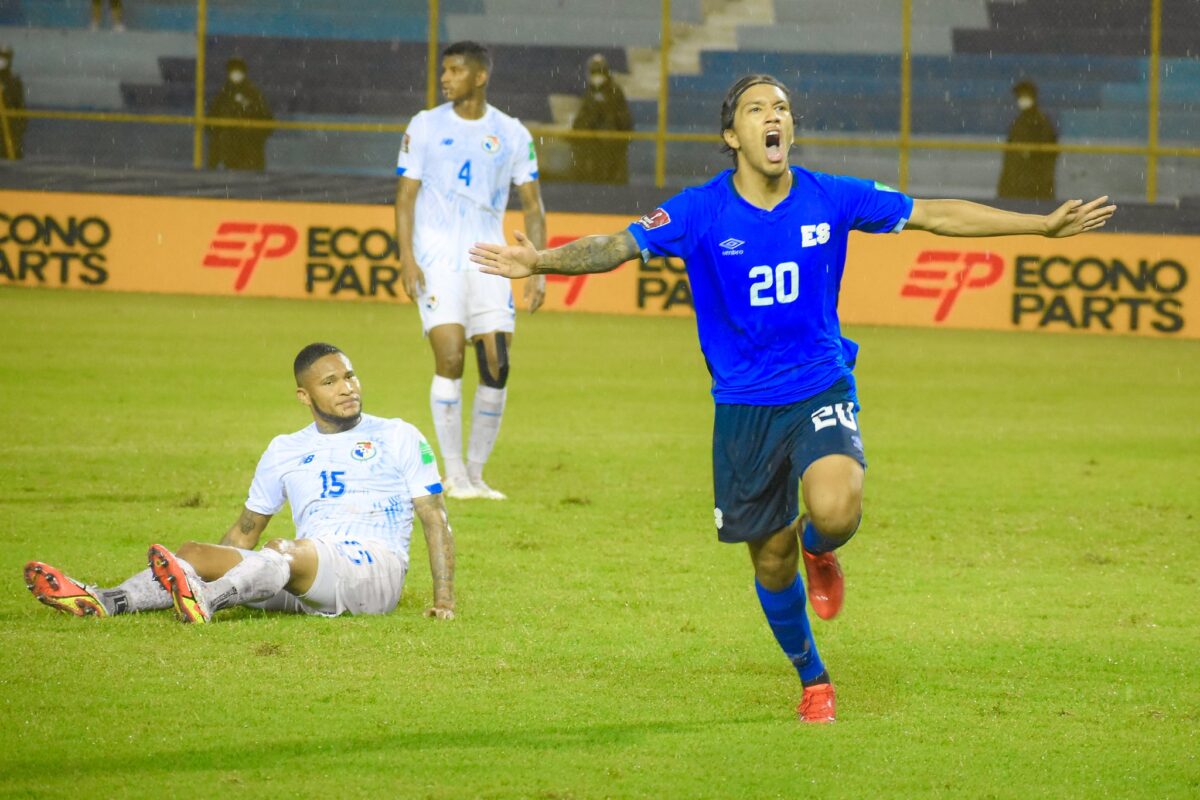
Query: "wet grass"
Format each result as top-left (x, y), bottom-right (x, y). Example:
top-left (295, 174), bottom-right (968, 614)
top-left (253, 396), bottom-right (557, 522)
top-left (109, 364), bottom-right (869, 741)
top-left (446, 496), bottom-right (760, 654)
top-left (1, 288), bottom-right (1197, 798)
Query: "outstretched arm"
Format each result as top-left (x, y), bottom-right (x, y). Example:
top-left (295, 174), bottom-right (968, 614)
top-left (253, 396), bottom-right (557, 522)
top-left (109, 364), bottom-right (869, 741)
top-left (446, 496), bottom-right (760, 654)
top-left (218, 506), bottom-right (272, 549)
top-left (414, 493), bottom-right (455, 620)
top-left (470, 229), bottom-right (640, 279)
top-left (908, 196), bottom-right (1116, 238)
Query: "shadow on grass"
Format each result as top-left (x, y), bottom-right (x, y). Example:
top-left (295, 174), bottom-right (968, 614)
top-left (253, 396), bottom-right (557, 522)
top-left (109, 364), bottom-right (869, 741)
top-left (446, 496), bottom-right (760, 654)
top-left (1, 715), bottom-right (779, 778)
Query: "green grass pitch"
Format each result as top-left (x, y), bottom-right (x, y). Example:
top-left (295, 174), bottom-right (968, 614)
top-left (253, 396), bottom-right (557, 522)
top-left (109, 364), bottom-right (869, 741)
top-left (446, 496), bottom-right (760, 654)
top-left (0, 287), bottom-right (1197, 799)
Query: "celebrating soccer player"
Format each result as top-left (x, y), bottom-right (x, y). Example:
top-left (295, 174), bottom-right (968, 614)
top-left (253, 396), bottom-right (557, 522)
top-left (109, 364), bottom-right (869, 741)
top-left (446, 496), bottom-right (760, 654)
top-left (395, 41), bottom-right (548, 501)
top-left (25, 343), bottom-right (456, 623)
top-left (470, 74), bottom-right (1116, 722)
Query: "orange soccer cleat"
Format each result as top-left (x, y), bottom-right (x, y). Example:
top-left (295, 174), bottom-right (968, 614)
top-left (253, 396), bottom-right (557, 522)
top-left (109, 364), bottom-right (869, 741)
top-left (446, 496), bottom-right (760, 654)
top-left (24, 561), bottom-right (108, 617)
top-left (797, 682), bottom-right (836, 723)
top-left (147, 544), bottom-right (211, 624)
top-left (802, 545), bottom-right (844, 621)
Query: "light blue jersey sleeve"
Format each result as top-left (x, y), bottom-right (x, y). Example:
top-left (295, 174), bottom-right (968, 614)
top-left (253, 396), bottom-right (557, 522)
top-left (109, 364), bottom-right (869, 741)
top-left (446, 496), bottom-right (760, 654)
top-left (824, 175), bottom-right (914, 234)
top-left (245, 436), bottom-right (288, 516)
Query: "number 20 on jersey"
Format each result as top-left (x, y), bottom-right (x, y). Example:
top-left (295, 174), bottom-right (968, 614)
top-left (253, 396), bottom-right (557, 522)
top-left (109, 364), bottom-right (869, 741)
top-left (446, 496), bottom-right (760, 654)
top-left (749, 261), bottom-right (800, 307)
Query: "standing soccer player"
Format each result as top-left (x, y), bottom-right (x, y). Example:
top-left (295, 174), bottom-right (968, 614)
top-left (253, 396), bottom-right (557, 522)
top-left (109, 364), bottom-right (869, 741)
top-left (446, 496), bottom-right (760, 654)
top-left (395, 41), bottom-right (547, 500)
top-left (470, 75), bottom-right (1116, 722)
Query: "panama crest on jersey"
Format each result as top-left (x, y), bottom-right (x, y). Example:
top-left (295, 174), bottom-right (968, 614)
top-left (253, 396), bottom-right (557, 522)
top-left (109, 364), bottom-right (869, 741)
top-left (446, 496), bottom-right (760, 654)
top-left (482, 135), bottom-right (501, 154)
top-left (351, 441), bottom-right (378, 461)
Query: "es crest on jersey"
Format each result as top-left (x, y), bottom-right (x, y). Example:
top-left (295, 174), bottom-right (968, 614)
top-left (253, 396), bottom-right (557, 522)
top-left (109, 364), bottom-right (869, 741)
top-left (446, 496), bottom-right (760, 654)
top-left (351, 441), bottom-right (378, 461)
top-left (482, 135), bottom-right (501, 154)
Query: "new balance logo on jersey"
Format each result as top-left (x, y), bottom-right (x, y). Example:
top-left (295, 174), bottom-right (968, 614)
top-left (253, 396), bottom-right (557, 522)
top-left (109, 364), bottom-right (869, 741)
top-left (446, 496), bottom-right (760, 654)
top-left (719, 238), bottom-right (745, 255)
top-left (802, 223), bottom-right (831, 248)
top-left (202, 222), bottom-right (299, 292)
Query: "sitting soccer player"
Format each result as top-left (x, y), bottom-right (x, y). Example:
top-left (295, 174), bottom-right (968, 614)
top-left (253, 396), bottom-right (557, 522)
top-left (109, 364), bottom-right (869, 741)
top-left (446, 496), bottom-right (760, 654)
top-left (24, 343), bottom-right (456, 623)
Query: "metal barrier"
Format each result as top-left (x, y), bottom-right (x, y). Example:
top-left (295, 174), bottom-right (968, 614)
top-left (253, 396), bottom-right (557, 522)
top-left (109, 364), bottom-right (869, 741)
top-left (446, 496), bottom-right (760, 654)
top-left (0, 0), bottom-right (1194, 201)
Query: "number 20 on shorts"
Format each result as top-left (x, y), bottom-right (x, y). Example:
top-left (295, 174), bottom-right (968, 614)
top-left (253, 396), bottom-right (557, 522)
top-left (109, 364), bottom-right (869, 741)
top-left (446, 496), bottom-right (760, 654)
top-left (811, 403), bottom-right (858, 432)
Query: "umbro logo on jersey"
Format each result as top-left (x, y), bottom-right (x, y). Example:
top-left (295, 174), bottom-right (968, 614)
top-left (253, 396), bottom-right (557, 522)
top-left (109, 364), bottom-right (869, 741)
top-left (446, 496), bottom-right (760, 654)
top-left (440, 138), bottom-right (454, 146)
top-left (719, 238), bottom-right (745, 255)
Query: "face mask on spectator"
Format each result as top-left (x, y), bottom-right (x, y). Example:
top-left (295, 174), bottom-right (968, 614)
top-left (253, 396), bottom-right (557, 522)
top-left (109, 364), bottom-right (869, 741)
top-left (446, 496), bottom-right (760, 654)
top-left (1017, 95), bottom-right (1034, 111)
top-left (588, 73), bottom-right (605, 88)
top-left (0, 58), bottom-right (9, 70)
top-left (229, 70), bottom-right (245, 84)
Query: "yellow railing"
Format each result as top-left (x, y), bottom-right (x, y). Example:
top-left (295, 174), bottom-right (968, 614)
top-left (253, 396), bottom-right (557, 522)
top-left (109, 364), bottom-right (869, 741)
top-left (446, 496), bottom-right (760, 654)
top-left (0, 0), bottom-right (1191, 201)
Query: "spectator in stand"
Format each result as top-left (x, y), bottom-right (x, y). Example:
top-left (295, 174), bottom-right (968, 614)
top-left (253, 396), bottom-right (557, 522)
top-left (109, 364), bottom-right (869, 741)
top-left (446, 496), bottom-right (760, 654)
top-left (997, 79), bottom-right (1058, 200)
top-left (0, 44), bottom-right (26, 160)
top-left (570, 54), bottom-right (633, 184)
top-left (206, 58), bottom-right (274, 172)
top-left (90, 0), bottom-right (126, 32)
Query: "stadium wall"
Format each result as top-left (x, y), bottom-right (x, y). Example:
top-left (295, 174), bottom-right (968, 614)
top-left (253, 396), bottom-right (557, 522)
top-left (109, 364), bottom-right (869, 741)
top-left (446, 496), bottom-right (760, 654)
top-left (1, 190), bottom-right (1195, 339)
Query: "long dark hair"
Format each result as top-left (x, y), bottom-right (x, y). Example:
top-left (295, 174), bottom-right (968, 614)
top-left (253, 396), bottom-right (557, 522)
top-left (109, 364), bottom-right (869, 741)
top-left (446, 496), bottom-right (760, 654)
top-left (719, 74), bottom-right (797, 163)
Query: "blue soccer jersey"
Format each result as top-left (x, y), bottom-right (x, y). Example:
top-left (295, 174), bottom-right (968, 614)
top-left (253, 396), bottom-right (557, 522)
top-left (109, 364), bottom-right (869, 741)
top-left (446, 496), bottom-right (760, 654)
top-left (627, 166), bottom-right (913, 405)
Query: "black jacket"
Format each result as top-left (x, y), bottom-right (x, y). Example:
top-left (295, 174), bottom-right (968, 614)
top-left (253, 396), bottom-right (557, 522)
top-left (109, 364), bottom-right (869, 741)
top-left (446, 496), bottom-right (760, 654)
top-left (998, 107), bottom-right (1058, 200)
top-left (206, 79), bottom-right (274, 170)
top-left (0, 68), bottom-right (26, 159)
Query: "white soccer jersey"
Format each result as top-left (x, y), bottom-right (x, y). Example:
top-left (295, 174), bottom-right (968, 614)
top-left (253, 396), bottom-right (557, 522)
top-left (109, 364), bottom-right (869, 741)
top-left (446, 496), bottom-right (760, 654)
top-left (396, 102), bottom-right (539, 270)
top-left (245, 413), bottom-right (442, 565)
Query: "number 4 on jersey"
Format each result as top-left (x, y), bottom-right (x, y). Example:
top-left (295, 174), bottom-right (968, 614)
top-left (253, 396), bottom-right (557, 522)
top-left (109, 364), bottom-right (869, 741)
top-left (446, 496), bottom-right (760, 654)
top-left (458, 160), bottom-right (472, 186)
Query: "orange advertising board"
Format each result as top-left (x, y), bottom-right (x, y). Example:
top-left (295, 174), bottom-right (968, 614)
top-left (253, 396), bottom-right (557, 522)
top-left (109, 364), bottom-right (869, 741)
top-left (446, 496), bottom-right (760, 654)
top-left (1, 190), bottom-right (1196, 338)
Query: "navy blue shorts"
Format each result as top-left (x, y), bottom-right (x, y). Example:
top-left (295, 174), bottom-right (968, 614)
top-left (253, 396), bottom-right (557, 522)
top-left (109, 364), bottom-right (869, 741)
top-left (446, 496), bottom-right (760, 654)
top-left (711, 379), bottom-right (865, 543)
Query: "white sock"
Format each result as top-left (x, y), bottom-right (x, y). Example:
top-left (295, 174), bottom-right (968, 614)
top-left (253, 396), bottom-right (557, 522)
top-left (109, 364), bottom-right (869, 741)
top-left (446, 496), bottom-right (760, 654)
top-left (430, 375), bottom-right (466, 480)
top-left (98, 567), bottom-right (172, 614)
top-left (467, 385), bottom-right (507, 482)
top-left (203, 549), bottom-right (290, 612)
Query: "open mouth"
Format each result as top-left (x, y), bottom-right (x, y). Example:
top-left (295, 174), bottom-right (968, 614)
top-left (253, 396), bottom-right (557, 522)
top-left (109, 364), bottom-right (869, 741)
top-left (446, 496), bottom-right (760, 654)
top-left (765, 129), bottom-right (783, 163)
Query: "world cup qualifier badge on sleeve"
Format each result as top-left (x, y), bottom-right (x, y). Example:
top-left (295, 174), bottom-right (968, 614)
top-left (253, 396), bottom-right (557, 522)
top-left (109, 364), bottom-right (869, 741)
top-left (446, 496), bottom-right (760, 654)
top-left (637, 208), bottom-right (670, 230)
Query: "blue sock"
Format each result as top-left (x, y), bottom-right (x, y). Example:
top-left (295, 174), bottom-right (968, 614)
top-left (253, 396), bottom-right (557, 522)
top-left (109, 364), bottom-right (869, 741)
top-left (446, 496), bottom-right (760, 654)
top-left (755, 575), bottom-right (826, 683)
top-left (802, 516), bottom-right (859, 554)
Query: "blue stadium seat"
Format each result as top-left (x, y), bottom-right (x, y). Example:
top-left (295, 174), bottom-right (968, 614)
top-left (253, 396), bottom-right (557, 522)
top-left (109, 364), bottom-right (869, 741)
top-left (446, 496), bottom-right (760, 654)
top-left (955, 0), bottom-right (1200, 57)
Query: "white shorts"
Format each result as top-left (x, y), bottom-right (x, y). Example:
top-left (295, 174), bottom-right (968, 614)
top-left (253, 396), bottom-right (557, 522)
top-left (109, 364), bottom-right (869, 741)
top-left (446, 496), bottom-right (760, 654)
top-left (252, 537), bottom-right (407, 617)
top-left (416, 258), bottom-right (516, 339)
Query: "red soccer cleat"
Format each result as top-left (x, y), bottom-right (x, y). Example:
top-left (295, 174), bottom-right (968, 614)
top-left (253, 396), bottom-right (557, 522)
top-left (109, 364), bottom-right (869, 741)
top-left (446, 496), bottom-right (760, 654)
top-left (802, 545), bottom-right (844, 620)
top-left (797, 682), bottom-right (836, 723)
top-left (24, 561), bottom-right (108, 618)
top-left (147, 544), bottom-right (211, 624)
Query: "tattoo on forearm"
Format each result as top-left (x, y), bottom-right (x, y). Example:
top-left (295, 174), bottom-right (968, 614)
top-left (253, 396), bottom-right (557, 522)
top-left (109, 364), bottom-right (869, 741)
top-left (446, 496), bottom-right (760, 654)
top-left (238, 512), bottom-right (256, 534)
top-left (418, 500), bottom-right (456, 604)
top-left (525, 215), bottom-right (547, 251)
top-left (536, 233), bottom-right (637, 275)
